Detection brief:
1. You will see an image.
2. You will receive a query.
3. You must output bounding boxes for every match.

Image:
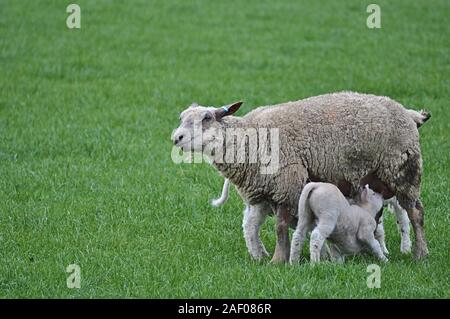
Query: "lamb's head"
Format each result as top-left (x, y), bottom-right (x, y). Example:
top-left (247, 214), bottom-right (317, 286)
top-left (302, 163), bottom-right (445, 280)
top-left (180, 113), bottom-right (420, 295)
top-left (358, 184), bottom-right (384, 216)
top-left (172, 101), bottom-right (243, 153)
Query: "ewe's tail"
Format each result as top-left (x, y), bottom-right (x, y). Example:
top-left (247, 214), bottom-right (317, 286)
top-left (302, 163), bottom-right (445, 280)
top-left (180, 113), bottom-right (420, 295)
top-left (406, 109), bottom-right (431, 128)
top-left (211, 178), bottom-right (230, 207)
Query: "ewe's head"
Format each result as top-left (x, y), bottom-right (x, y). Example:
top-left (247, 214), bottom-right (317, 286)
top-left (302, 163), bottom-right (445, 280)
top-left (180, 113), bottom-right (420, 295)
top-left (359, 184), bottom-right (384, 216)
top-left (172, 101), bottom-right (242, 152)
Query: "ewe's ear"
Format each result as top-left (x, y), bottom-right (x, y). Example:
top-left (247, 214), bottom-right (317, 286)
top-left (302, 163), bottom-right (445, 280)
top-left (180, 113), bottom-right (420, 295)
top-left (215, 101), bottom-right (243, 120)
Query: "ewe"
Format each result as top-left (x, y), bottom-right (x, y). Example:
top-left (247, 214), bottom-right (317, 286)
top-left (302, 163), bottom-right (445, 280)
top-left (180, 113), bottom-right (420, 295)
top-left (172, 92), bottom-right (430, 262)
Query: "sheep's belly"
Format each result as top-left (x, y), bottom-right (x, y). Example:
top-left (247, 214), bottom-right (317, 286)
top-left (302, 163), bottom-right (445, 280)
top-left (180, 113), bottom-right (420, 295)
top-left (328, 229), bottom-right (362, 255)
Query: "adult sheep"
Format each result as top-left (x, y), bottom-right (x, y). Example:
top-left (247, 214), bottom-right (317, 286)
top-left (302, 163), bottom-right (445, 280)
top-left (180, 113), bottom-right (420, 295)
top-left (172, 92), bottom-right (430, 262)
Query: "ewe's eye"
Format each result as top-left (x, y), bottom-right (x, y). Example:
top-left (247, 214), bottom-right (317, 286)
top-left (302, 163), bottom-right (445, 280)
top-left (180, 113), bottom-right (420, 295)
top-left (203, 113), bottom-right (212, 122)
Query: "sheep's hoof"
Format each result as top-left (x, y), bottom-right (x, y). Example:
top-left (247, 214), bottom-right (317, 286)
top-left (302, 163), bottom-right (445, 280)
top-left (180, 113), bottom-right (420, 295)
top-left (400, 243), bottom-right (412, 254)
top-left (270, 255), bottom-right (288, 264)
top-left (289, 255), bottom-right (302, 265)
top-left (413, 244), bottom-right (429, 260)
top-left (251, 251), bottom-right (270, 261)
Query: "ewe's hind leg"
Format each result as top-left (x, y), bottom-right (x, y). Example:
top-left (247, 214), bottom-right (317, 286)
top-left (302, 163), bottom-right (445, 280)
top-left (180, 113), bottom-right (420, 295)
top-left (400, 199), bottom-right (428, 259)
top-left (389, 198), bottom-right (412, 253)
top-left (375, 221), bottom-right (389, 255)
top-left (391, 149), bottom-right (428, 259)
top-left (310, 216), bottom-right (337, 263)
top-left (242, 204), bottom-right (269, 260)
top-left (271, 206), bottom-right (293, 263)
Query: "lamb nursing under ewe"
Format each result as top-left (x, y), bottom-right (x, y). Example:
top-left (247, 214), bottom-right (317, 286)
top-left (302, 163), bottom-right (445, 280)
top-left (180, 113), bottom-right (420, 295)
top-left (172, 91), bottom-right (430, 262)
top-left (290, 183), bottom-right (387, 264)
top-left (212, 178), bottom-right (406, 259)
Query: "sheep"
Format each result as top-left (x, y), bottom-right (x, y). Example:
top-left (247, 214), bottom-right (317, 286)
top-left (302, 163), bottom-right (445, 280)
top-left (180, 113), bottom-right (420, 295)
top-left (212, 177), bottom-right (403, 257)
top-left (289, 183), bottom-right (387, 263)
top-left (384, 197), bottom-right (412, 253)
top-left (212, 107), bottom-right (429, 257)
top-left (234, 200), bottom-right (332, 260)
top-left (172, 91), bottom-right (430, 262)
top-left (211, 178), bottom-right (231, 207)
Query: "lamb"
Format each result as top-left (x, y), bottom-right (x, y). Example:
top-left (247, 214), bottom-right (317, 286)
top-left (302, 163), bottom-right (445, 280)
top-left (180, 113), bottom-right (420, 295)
top-left (289, 183), bottom-right (387, 263)
top-left (172, 91), bottom-right (430, 262)
top-left (212, 177), bottom-right (404, 257)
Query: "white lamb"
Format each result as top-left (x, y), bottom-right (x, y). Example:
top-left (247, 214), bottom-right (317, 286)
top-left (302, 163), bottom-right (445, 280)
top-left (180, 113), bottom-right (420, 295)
top-left (212, 178), bottom-right (411, 257)
top-left (290, 183), bottom-right (387, 264)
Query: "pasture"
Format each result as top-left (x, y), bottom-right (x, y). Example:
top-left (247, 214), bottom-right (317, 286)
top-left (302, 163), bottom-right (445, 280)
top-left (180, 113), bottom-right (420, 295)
top-left (0, 0), bottom-right (449, 297)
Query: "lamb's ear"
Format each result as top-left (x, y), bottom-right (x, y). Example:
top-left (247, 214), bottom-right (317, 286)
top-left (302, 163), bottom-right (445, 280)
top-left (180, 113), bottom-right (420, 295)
top-left (215, 101), bottom-right (243, 120)
top-left (361, 184), bottom-right (369, 201)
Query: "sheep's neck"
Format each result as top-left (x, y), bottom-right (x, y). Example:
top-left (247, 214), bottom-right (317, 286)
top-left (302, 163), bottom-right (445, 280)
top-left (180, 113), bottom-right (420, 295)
top-left (210, 117), bottom-right (255, 188)
top-left (354, 201), bottom-right (378, 218)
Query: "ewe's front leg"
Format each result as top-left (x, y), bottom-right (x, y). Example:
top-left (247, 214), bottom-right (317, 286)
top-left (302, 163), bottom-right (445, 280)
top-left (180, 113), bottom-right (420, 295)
top-left (271, 206), bottom-right (293, 264)
top-left (242, 204), bottom-right (269, 260)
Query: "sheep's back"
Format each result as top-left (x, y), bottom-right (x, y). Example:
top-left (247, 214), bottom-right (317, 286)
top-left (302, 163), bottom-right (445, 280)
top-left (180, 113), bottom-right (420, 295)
top-left (244, 92), bottom-right (421, 205)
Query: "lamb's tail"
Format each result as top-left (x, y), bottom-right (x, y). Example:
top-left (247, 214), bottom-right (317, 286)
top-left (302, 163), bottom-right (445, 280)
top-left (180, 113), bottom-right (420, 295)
top-left (297, 182), bottom-right (317, 219)
top-left (290, 182), bottom-right (318, 263)
top-left (406, 109), bottom-right (431, 128)
top-left (211, 178), bottom-right (230, 207)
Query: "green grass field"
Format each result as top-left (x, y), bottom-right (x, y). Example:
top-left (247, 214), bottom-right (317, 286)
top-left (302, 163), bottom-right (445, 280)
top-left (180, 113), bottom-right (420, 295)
top-left (0, 0), bottom-right (449, 298)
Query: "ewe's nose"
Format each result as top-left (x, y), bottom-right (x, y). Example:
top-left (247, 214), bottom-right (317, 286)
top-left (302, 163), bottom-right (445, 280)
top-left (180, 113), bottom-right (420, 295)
top-left (173, 133), bottom-right (184, 145)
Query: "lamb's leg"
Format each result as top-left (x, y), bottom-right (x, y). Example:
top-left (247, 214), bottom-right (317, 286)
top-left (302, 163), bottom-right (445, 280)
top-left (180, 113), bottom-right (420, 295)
top-left (242, 204), bottom-right (269, 260)
top-left (329, 244), bottom-right (345, 264)
top-left (289, 215), bottom-right (312, 264)
top-left (358, 222), bottom-right (388, 262)
top-left (374, 221), bottom-right (389, 255)
top-left (404, 199), bottom-right (428, 259)
top-left (320, 242), bottom-right (332, 261)
top-left (271, 205), bottom-right (293, 264)
top-left (365, 236), bottom-right (389, 262)
top-left (310, 220), bottom-right (335, 264)
top-left (390, 199), bottom-right (412, 254)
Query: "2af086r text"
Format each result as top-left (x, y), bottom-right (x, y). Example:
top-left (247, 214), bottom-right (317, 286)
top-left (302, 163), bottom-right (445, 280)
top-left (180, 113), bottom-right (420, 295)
top-left (222, 303), bottom-right (271, 315)
top-left (178, 303), bottom-right (271, 316)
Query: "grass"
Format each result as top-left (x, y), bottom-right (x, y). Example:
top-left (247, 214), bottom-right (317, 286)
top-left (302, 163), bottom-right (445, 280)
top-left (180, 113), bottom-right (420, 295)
top-left (0, 0), bottom-right (449, 298)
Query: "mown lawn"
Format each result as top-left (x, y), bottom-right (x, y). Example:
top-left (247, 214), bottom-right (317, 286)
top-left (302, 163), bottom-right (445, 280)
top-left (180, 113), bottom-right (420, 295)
top-left (0, 0), bottom-right (448, 298)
